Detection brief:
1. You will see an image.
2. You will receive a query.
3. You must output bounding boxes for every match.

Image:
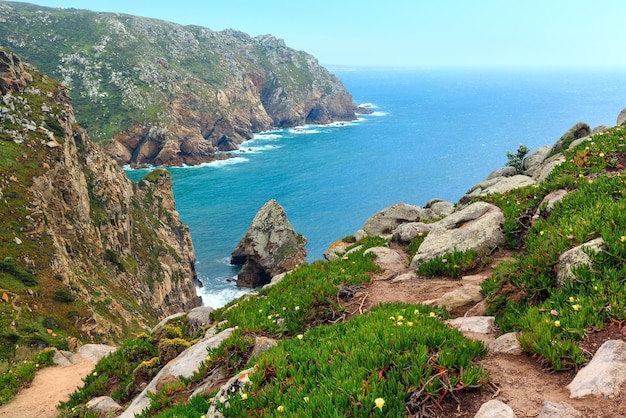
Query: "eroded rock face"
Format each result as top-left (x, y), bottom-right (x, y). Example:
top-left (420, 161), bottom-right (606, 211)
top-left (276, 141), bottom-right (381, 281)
top-left (0, 49), bottom-right (201, 344)
top-left (232, 200), bottom-right (307, 288)
top-left (0, 6), bottom-right (357, 167)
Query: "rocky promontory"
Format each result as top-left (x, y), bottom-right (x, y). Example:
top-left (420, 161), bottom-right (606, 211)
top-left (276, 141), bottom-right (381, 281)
top-left (0, 2), bottom-right (360, 167)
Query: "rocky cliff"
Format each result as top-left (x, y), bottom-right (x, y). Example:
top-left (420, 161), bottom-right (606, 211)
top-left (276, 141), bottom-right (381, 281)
top-left (0, 48), bottom-right (201, 358)
top-left (0, 2), bottom-right (359, 167)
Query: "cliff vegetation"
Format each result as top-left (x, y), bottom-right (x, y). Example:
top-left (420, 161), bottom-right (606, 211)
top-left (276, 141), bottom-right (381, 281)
top-left (0, 47), bottom-right (200, 364)
top-left (0, 2), bottom-right (358, 166)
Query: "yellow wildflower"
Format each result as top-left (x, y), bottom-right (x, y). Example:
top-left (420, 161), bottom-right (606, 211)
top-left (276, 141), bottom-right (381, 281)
top-left (572, 304), bottom-right (581, 311)
top-left (241, 393), bottom-right (248, 400)
top-left (554, 320), bottom-right (561, 327)
top-left (569, 296), bottom-right (575, 303)
top-left (277, 405), bottom-right (285, 412)
top-left (621, 236), bottom-right (626, 243)
top-left (407, 322), bottom-right (414, 327)
top-left (297, 334), bottom-right (304, 340)
top-left (303, 396), bottom-right (309, 403)
top-left (414, 309), bottom-right (419, 315)
top-left (397, 315), bottom-right (404, 321)
top-left (295, 306), bottom-right (300, 311)
top-left (429, 312), bottom-right (436, 318)
top-left (374, 398), bottom-right (385, 410)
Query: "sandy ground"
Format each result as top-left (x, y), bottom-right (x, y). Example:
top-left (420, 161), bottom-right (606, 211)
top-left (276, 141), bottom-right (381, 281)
top-left (0, 354), bottom-right (94, 418)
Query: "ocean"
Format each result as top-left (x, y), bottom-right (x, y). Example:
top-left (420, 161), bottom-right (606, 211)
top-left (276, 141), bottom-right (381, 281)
top-left (124, 67), bottom-right (626, 307)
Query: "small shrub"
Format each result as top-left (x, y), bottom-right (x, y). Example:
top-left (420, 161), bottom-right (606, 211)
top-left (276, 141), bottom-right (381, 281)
top-left (42, 317), bottom-right (59, 329)
top-left (158, 338), bottom-right (191, 364)
top-left (505, 144), bottom-right (530, 174)
top-left (417, 249), bottom-right (480, 278)
top-left (52, 288), bottom-right (75, 303)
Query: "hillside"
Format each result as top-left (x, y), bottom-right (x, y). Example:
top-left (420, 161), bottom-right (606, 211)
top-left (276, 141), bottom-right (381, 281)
top-left (32, 112), bottom-right (626, 417)
top-left (0, 47), bottom-right (201, 362)
top-left (0, 2), bottom-right (358, 166)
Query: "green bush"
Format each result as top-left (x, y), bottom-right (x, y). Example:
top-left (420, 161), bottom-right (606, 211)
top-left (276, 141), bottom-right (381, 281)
top-left (505, 143), bottom-right (530, 174)
top-left (52, 288), bottom-right (75, 303)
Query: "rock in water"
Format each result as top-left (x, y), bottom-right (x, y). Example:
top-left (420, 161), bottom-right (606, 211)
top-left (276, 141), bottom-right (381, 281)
top-left (231, 200), bottom-right (307, 288)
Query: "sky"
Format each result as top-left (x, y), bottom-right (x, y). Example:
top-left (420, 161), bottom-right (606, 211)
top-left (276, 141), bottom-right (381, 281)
top-left (7, 0), bottom-right (626, 68)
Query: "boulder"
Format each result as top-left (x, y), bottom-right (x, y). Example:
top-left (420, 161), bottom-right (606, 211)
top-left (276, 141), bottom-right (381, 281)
top-left (120, 328), bottom-right (234, 418)
top-left (534, 153), bottom-right (567, 182)
top-left (392, 222), bottom-right (432, 244)
top-left (423, 199), bottom-right (455, 220)
top-left (248, 337), bottom-right (278, 362)
top-left (425, 284), bottom-right (483, 312)
top-left (556, 238), bottom-right (606, 286)
top-left (52, 349), bottom-right (77, 367)
top-left (618, 107), bottom-right (626, 126)
top-left (567, 340), bottom-right (626, 398)
top-left (186, 306), bottom-right (215, 327)
top-left (363, 203), bottom-right (424, 237)
top-left (523, 145), bottom-right (551, 177)
top-left (446, 316), bottom-right (497, 334)
top-left (206, 367), bottom-right (255, 418)
top-left (488, 332), bottom-right (523, 356)
top-left (323, 240), bottom-right (352, 261)
top-left (459, 175), bottom-right (536, 206)
top-left (86, 396), bottom-right (123, 416)
top-left (231, 200), bottom-right (307, 288)
top-left (410, 202), bottom-right (505, 268)
top-left (536, 401), bottom-right (582, 418)
top-left (77, 344), bottom-right (117, 364)
top-left (473, 399), bottom-right (516, 418)
top-left (486, 166), bottom-right (518, 180)
top-left (550, 122), bottom-right (591, 154)
top-left (363, 247), bottom-right (404, 273)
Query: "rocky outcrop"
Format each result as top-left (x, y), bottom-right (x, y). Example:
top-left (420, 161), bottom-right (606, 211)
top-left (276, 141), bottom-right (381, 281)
top-left (121, 328), bottom-right (235, 418)
top-left (0, 48), bottom-right (201, 349)
top-left (362, 201), bottom-right (454, 238)
top-left (410, 202), bottom-right (505, 268)
top-left (231, 200), bottom-right (307, 288)
top-left (0, 4), bottom-right (357, 167)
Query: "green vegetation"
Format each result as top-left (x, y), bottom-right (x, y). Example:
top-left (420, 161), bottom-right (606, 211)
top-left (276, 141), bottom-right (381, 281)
top-left (505, 143), bottom-right (530, 173)
top-left (482, 128), bottom-right (626, 370)
top-left (221, 303), bottom-right (485, 417)
top-left (0, 348), bottom-right (55, 405)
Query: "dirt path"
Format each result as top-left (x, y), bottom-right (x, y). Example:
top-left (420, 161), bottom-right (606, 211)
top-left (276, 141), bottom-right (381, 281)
top-left (343, 245), bottom-right (626, 417)
top-left (0, 354), bottom-right (94, 418)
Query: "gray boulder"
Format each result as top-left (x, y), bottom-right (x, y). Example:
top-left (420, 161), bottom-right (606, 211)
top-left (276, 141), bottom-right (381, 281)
top-left (364, 247), bottom-right (404, 273)
top-left (591, 125), bottom-right (610, 135)
top-left (567, 340), bottom-right (626, 398)
top-left (536, 401), bottom-right (582, 418)
top-left (534, 153), bottom-right (567, 182)
top-left (617, 107), bottom-right (626, 125)
top-left (556, 238), bottom-right (606, 286)
top-left (423, 199), bottom-right (455, 220)
top-left (231, 200), bottom-right (307, 288)
top-left (486, 166), bottom-right (518, 180)
top-left (446, 316), bottom-right (497, 334)
top-left (363, 203), bottom-right (424, 237)
top-left (78, 344), bottom-right (117, 364)
top-left (459, 175), bottom-right (536, 206)
top-left (187, 305), bottom-right (215, 327)
top-left (323, 240), bottom-right (352, 261)
top-left (410, 202), bottom-right (505, 268)
top-left (120, 328), bottom-right (234, 418)
top-left (523, 145), bottom-right (551, 177)
top-left (488, 332), bottom-right (523, 356)
top-left (52, 349), bottom-right (77, 367)
top-left (425, 284), bottom-right (483, 312)
top-left (86, 396), bottom-right (123, 416)
top-left (550, 122), bottom-right (591, 154)
top-left (392, 222), bottom-right (432, 243)
top-left (207, 366), bottom-right (255, 418)
top-left (474, 399), bottom-right (516, 418)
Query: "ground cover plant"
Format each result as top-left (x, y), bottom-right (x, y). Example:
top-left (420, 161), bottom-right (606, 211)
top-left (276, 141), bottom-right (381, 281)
top-left (482, 126), bottom-right (626, 370)
top-left (0, 348), bottom-right (54, 405)
top-left (219, 303), bottom-right (487, 417)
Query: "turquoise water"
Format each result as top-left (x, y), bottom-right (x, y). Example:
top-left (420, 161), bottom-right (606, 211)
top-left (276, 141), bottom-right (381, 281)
top-left (125, 67), bottom-right (626, 307)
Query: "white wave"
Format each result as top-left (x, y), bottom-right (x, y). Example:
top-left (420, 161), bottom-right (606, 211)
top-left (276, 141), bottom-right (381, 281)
top-left (233, 144), bottom-right (282, 154)
top-left (181, 156), bottom-right (248, 168)
top-left (198, 285), bottom-right (251, 309)
top-left (326, 120), bottom-right (359, 128)
top-left (253, 132), bottom-right (282, 140)
top-left (370, 111), bottom-right (388, 117)
top-left (288, 127), bottom-right (321, 135)
top-left (358, 102), bottom-right (379, 109)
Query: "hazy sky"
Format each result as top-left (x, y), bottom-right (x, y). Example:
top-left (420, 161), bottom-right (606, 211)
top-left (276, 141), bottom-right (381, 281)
top-left (8, 0), bottom-right (626, 67)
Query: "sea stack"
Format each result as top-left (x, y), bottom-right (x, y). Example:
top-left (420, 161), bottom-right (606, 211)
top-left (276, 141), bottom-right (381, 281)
top-left (231, 200), bottom-right (307, 288)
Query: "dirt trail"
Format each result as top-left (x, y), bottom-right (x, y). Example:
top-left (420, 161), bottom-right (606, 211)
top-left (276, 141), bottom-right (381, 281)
top-left (0, 354), bottom-right (94, 418)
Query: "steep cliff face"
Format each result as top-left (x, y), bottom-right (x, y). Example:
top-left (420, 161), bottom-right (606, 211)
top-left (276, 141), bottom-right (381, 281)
top-left (0, 48), bottom-right (200, 356)
top-left (0, 3), bottom-right (358, 167)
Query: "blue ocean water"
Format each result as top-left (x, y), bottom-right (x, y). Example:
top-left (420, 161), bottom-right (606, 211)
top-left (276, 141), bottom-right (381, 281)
top-left (125, 67), bottom-right (626, 307)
